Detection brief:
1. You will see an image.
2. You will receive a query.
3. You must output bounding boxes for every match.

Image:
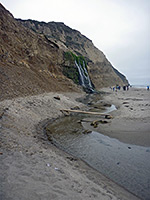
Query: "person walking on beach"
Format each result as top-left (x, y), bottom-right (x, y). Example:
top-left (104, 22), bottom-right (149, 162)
top-left (123, 85), bottom-right (126, 91)
top-left (147, 86), bottom-right (149, 90)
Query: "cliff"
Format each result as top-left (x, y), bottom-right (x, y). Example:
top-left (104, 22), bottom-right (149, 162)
top-left (0, 4), bottom-right (81, 101)
top-left (0, 3), bottom-right (128, 100)
top-left (17, 19), bottom-right (128, 88)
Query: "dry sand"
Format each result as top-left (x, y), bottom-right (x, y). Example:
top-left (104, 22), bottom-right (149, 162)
top-left (0, 91), bottom-right (140, 200)
top-left (83, 87), bottom-right (150, 147)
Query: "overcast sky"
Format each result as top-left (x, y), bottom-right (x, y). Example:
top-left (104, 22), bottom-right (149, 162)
top-left (1, 0), bottom-right (150, 85)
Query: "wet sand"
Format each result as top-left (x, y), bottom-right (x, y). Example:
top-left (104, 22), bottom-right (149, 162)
top-left (0, 92), bottom-right (139, 200)
top-left (83, 87), bottom-right (150, 147)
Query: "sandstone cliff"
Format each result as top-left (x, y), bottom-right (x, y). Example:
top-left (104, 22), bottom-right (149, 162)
top-left (17, 19), bottom-right (128, 89)
top-left (0, 4), bottom-right (81, 100)
top-left (0, 3), bottom-right (128, 101)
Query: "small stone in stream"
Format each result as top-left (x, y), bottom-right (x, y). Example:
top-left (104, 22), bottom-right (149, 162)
top-left (93, 123), bottom-right (98, 128)
top-left (117, 162), bottom-right (120, 165)
top-left (105, 115), bottom-right (112, 119)
top-left (90, 121), bottom-right (98, 128)
top-left (128, 147), bottom-right (131, 149)
top-left (54, 96), bottom-right (60, 100)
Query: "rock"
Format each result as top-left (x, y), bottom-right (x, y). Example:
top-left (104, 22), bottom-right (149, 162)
top-left (0, 111), bottom-right (4, 119)
top-left (103, 103), bottom-right (111, 107)
top-left (123, 102), bottom-right (129, 104)
top-left (90, 121), bottom-right (98, 128)
top-left (71, 106), bottom-right (80, 110)
top-left (94, 123), bottom-right (98, 128)
top-left (99, 120), bottom-right (108, 124)
top-left (83, 130), bottom-right (92, 134)
top-left (54, 96), bottom-right (60, 100)
top-left (105, 115), bottom-right (112, 119)
top-left (66, 156), bottom-right (77, 161)
top-left (46, 134), bottom-right (53, 142)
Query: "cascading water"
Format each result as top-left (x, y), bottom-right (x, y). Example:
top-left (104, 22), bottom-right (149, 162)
top-left (75, 60), bottom-right (94, 93)
top-left (75, 60), bottom-right (85, 87)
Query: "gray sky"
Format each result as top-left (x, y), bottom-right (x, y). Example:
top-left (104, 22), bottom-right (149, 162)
top-left (1, 0), bottom-right (150, 85)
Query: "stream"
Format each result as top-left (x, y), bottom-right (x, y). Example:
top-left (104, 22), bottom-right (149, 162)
top-left (46, 94), bottom-right (150, 200)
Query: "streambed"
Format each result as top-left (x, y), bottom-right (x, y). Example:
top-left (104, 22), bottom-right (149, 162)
top-left (46, 95), bottom-right (150, 200)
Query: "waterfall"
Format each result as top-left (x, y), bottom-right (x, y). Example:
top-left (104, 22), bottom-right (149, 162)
top-left (75, 60), bottom-right (94, 92)
top-left (82, 61), bottom-right (93, 89)
top-left (75, 60), bottom-right (85, 87)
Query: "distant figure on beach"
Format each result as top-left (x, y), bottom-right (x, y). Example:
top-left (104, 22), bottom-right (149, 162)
top-left (123, 86), bottom-right (126, 91)
top-left (116, 85), bottom-right (120, 90)
top-left (147, 86), bottom-right (149, 90)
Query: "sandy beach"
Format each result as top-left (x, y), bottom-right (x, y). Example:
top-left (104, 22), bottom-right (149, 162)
top-left (0, 90), bottom-right (142, 200)
top-left (83, 87), bottom-right (150, 147)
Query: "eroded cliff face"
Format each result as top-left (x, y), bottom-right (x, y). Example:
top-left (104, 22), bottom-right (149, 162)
top-left (0, 4), bottom-right (81, 100)
top-left (0, 3), bottom-right (128, 101)
top-left (17, 19), bottom-right (128, 89)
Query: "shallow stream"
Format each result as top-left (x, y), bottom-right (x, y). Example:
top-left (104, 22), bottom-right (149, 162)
top-left (46, 95), bottom-right (150, 200)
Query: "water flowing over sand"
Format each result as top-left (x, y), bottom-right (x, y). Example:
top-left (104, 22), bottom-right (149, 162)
top-left (47, 116), bottom-right (150, 199)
